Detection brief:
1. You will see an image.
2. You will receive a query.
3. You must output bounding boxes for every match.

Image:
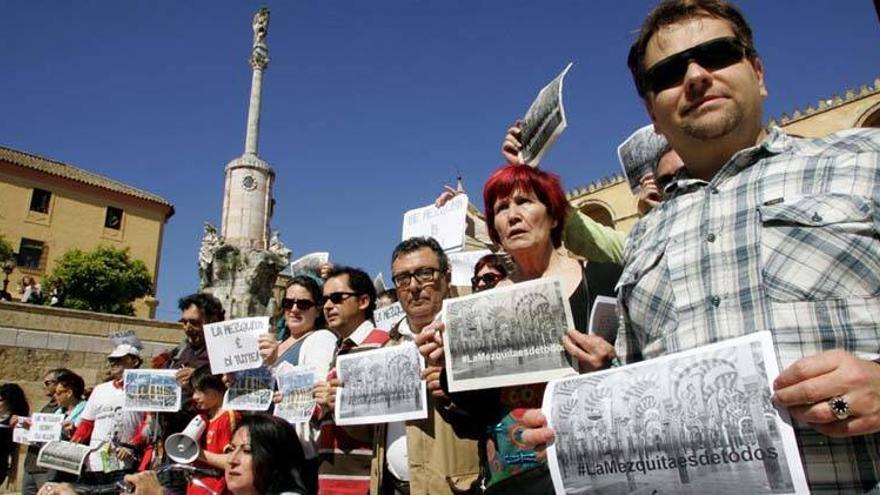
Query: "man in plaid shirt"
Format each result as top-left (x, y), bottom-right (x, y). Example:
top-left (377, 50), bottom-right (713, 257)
top-left (521, 1), bottom-right (880, 492)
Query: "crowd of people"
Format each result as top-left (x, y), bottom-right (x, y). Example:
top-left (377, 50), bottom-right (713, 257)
top-left (2, 0), bottom-right (879, 494)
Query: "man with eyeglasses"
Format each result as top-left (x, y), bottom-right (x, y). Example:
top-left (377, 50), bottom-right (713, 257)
top-left (20, 368), bottom-right (68, 495)
top-left (520, 1), bottom-right (880, 492)
top-left (314, 265), bottom-right (389, 494)
top-left (369, 237), bottom-right (480, 495)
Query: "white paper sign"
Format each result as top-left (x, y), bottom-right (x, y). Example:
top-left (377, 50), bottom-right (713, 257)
top-left (448, 250), bottom-right (492, 287)
top-left (543, 331), bottom-right (809, 495)
top-left (374, 302), bottom-right (405, 332)
top-left (28, 413), bottom-right (65, 443)
top-left (123, 369), bottom-right (182, 412)
top-left (290, 252), bottom-right (329, 275)
top-left (274, 364), bottom-right (318, 424)
top-left (13, 423), bottom-right (31, 444)
top-left (224, 367), bottom-right (274, 411)
top-left (204, 317), bottom-right (269, 374)
top-left (37, 441), bottom-right (93, 475)
top-left (588, 295), bottom-right (619, 345)
top-left (401, 194), bottom-right (468, 252)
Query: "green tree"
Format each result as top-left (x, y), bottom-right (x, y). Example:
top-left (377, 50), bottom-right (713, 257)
top-left (48, 245), bottom-right (152, 315)
top-left (0, 235), bottom-right (13, 263)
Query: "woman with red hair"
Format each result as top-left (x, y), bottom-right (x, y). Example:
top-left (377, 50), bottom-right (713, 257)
top-left (423, 164), bottom-right (621, 494)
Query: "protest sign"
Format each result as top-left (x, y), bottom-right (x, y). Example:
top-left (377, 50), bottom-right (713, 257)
top-left (335, 342), bottom-right (427, 426)
top-left (123, 369), bottom-right (182, 412)
top-left (519, 63), bottom-right (573, 167)
top-left (543, 331), bottom-right (809, 495)
top-left (448, 250), bottom-right (492, 287)
top-left (401, 194), bottom-right (468, 252)
top-left (28, 413), bottom-right (65, 443)
top-left (13, 422), bottom-right (31, 445)
top-left (204, 317), bottom-right (269, 374)
top-left (37, 441), bottom-right (93, 476)
top-left (442, 277), bottom-right (576, 392)
top-left (588, 295), bottom-right (618, 345)
top-left (290, 252), bottom-right (329, 275)
top-left (274, 363), bottom-right (318, 424)
top-left (617, 124), bottom-right (669, 192)
top-left (373, 302), bottom-right (405, 332)
top-left (224, 366), bottom-right (274, 411)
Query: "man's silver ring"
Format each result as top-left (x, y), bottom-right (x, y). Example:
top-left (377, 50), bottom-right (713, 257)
top-left (828, 395), bottom-right (851, 420)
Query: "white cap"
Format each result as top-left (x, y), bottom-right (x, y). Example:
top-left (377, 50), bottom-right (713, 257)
top-left (108, 343), bottom-right (141, 358)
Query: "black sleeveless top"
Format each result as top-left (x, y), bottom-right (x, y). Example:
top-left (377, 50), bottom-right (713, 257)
top-left (568, 261), bottom-right (623, 341)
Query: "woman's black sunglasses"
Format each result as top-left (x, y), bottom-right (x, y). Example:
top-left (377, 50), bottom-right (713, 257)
top-left (281, 298), bottom-right (317, 311)
top-left (643, 37), bottom-right (749, 94)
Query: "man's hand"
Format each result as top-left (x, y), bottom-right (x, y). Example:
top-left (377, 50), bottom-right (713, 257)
top-left (319, 263), bottom-right (334, 280)
top-left (501, 122), bottom-right (526, 165)
top-left (122, 471), bottom-right (164, 495)
top-left (434, 185), bottom-right (461, 208)
top-left (562, 329), bottom-right (616, 372)
top-left (773, 350), bottom-right (880, 438)
top-left (519, 409), bottom-right (555, 459)
top-left (423, 366), bottom-right (445, 399)
top-left (415, 320), bottom-right (445, 367)
top-left (258, 333), bottom-right (279, 366)
top-left (314, 379), bottom-right (340, 414)
top-left (175, 367), bottom-right (195, 388)
top-left (637, 173), bottom-right (662, 216)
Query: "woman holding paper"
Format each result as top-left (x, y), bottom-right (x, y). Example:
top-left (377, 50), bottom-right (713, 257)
top-left (0, 383), bottom-right (30, 488)
top-left (419, 164), bottom-right (620, 494)
top-left (262, 274), bottom-right (337, 495)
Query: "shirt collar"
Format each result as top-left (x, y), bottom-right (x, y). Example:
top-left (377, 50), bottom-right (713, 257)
top-left (342, 319), bottom-right (376, 348)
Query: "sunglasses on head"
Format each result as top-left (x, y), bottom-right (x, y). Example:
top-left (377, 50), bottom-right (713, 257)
top-left (471, 272), bottom-right (503, 288)
top-left (643, 37), bottom-right (749, 95)
top-left (281, 298), bottom-right (317, 311)
top-left (323, 291), bottom-right (359, 304)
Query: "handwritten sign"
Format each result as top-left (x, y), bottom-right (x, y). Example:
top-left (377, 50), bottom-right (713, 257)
top-left (29, 413), bottom-right (65, 443)
top-left (448, 250), bottom-right (492, 287)
top-left (374, 302), bottom-right (405, 331)
top-left (204, 317), bottom-right (269, 374)
top-left (402, 194), bottom-right (468, 252)
top-left (13, 423), bottom-right (31, 444)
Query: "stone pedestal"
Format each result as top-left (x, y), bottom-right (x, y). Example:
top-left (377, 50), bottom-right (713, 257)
top-left (200, 243), bottom-right (286, 319)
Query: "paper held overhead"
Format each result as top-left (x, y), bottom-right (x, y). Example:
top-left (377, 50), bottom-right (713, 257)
top-left (519, 62), bottom-right (573, 167)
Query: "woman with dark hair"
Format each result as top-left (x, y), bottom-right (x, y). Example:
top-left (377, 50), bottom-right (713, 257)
top-left (264, 274), bottom-right (336, 493)
top-left (470, 253), bottom-right (508, 292)
top-left (422, 164), bottom-right (621, 494)
top-left (52, 370), bottom-right (87, 439)
top-left (0, 383), bottom-right (30, 488)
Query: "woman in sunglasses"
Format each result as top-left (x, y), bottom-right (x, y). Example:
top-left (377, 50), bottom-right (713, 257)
top-left (267, 274), bottom-right (337, 494)
top-left (470, 253), bottom-right (508, 293)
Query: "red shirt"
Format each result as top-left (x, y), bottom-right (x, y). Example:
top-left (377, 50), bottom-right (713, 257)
top-left (187, 410), bottom-right (239, 495)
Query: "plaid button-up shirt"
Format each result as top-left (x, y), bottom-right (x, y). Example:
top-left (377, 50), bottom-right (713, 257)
top-left (617, 126), bottom-right (880, 493)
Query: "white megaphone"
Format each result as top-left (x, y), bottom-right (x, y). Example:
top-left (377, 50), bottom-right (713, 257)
top-left (165, 415), bottom-right (207, 464)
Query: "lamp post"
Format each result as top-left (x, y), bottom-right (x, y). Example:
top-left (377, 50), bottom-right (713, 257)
top-left (2, 260), bottom-right (15, 300)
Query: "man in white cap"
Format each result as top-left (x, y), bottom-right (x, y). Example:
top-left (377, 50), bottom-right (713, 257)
top-left (70, 336), bottom-right (146, 486)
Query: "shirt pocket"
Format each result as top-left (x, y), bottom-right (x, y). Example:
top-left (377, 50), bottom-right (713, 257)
top-left (757, 193), bottom-right (880, 302)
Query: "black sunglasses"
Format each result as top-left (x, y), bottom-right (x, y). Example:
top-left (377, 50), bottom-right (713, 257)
top-left (471, 272), bottom-right (503, 289)
top-left (282, 298), bottom-right (317, 311)
top-left (643, 37), bottom-right (749, 95)
top-left (323, 291), bottom-right (359, 304)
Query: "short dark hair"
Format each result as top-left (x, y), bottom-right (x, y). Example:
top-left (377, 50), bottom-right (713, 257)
top-left (325, 266), bottom-right (377, 321)
top-left (627, 0), bottom-right (757, 98)
top-left (54, 370), bottom-right (85, 399)
top-left (191, 365), bottom-right (226, 393)
top-left (235, 414), bottom-right (307, 495)
top-left (391, 237), bottom-right (450, 274)
top-left (473, 254), bottom-right (507, 279)
top-left (378, 288), bottom-right (398, 304)
top-left (178, 293), bottom-right (225, 323)
top-left (285, 275), bottom-right (326, 329)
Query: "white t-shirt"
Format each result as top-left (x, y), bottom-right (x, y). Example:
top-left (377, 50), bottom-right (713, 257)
top-left (80, 380), bottom-right (144, 472)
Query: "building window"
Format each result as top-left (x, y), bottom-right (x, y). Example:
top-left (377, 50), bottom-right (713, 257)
top-left (29, 188), bottom-right (52, 213)
top-left (17, 238), bottom-right (44, 269)
top-left (105, 206), bottom-right (124, 230)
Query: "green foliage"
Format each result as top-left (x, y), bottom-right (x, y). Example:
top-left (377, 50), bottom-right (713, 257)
top-left (0, 235), bottom-right (13, 263)
top-left (48, 245), bottom-right (152, 315)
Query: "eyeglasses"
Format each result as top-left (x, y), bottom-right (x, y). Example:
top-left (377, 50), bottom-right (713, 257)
top-left (43, 380), bottom-right (57, 387)
top-left (392, 267), bottom-right (440, 288)
top-left (655, 172), bottom-right (677, 194)
top-left (179, 317), bottom-right (203, 328)
top-left (471, 272), bottom-right (503, 289)
top-left (643, 37), bottom-right (749, 95)
top-left (108, 357), bottom-right (125, 365)
top-left (282, 298), bottom-right (317, 311)
top-left (323, 292), bottom-right (359, 304)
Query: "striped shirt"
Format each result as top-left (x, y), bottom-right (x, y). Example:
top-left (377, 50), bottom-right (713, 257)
top-left (617, 126), bottom-right (880, 493)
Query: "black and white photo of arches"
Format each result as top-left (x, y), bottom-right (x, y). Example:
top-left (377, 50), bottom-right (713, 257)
top-left (335, 342), bottom-right (427, 426)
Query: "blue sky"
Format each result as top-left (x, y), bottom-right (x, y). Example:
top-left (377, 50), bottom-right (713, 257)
top-left (2, 1), bottom-right (878, 320)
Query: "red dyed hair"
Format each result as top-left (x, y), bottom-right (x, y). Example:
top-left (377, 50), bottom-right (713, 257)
top-left (483, 164), bottom-right (569, 248)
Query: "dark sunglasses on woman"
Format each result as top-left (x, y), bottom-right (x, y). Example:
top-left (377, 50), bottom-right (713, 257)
top-left (471, 272), bottom-right (503, 289)
top-left (643, 36), bottom-right (750, 94)
top-left (281, 298), bottom-right (317, 311)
